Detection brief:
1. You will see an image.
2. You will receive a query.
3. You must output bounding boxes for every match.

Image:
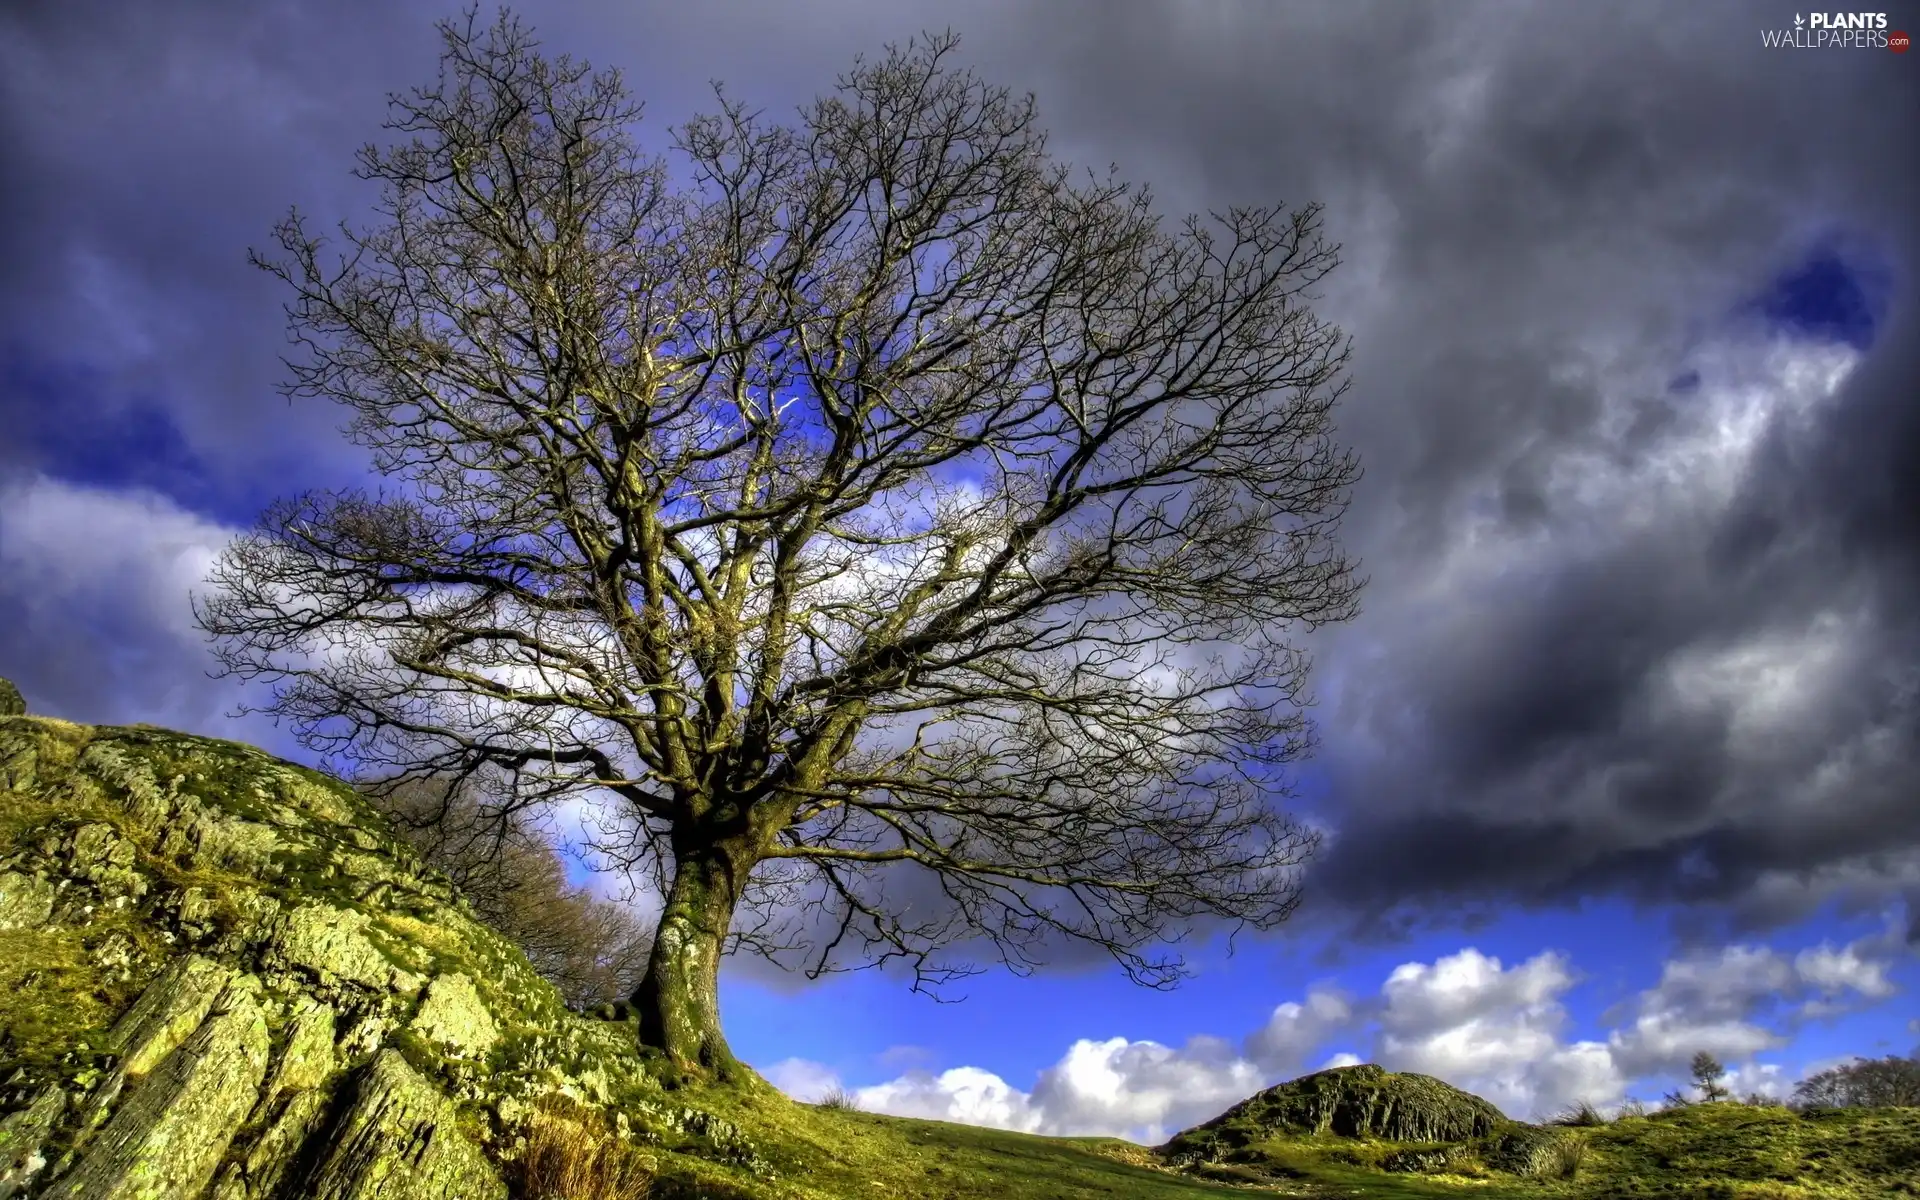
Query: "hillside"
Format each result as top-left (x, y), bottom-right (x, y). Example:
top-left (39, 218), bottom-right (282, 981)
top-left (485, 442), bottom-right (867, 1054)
top-left (1, 687), bottom-right (1915, 1199)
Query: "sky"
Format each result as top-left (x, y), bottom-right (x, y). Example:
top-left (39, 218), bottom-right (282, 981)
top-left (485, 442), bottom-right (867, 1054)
top-left (2, 0), bottom-right (1916, 1145)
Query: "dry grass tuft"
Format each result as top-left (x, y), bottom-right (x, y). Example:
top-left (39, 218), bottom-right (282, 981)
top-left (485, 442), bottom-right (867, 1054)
top-left (817, 1085), bottom-right (863, 1112)
top-left (1548, 1133), bottom-right (1588, 1179)
top-left (512, 1097), bottom-right (654, 1200)
top-left (1551, 1099), bottom-right (1608, 1127)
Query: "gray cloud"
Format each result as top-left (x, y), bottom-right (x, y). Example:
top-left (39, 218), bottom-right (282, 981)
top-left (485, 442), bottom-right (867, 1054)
top-left (1, 0), bottom-right (1914, 944)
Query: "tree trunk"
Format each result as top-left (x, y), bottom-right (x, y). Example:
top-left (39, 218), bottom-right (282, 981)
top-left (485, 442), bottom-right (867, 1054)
top-left (631, 835), bottom-right (747, 1081)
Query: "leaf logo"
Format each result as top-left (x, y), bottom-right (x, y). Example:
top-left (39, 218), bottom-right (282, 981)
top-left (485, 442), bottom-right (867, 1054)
top-left (1794, 12), bottom-right (1805, 25)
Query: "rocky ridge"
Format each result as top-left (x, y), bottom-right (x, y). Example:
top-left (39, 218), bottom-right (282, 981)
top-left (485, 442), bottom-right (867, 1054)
top-left (0, 685), bottom-right (768, 1199)
top-left (1158, 1063), bottom-right (1579, 1181)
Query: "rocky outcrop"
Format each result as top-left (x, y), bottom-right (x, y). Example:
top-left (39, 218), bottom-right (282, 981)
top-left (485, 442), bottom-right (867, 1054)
top-left (1158, 1063), bottom-right (1588, 1184)
top-left (0, 686), bottom-right (771, 1199)
top-left (1162, 1063), bottom-right (1506, 1166)
top-left (1480, 1123), bottom-right (1579, 1177)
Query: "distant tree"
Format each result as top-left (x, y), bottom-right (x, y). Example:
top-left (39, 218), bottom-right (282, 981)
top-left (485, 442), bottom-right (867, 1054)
top-left (196, 11), bottom-right (1361, 1079)
top-left (1690, 1051), bottom-right (1731, 1103)
top-left (371, 773), bottom-right (653, 1008)
top-left (1792, 1055), bottom-right (1920, 1109)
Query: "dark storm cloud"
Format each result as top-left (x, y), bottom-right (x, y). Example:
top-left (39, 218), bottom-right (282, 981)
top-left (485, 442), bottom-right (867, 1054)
top-left (1, 0), bottom-right (1914, 939)
top-left (949, 1), bottom-right (1920, 932)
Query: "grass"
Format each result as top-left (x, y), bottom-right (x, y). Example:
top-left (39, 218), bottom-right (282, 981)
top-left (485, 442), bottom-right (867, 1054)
top-left (1573, 1101), bottom-right (1920, 1198)
top-left (1550, 1100), bottom-right (1608, 1127)
top-left (621, 1089), bottom-right (1919, 1200)
top-left (1150, 1100), bottom-right (1920, 1199)
top-left (661, 1083), bottom-right (1255, 1200)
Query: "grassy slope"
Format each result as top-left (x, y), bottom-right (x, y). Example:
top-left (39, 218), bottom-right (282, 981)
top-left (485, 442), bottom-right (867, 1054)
top-left (662, 1084), bottom-right (1249, 1199)
top-left (674, 1085), bottom-right (1920, 1200)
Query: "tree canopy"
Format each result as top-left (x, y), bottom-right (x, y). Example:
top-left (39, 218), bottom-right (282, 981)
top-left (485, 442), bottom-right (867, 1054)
top-left (198, 9), bottom-right (1363, 1076)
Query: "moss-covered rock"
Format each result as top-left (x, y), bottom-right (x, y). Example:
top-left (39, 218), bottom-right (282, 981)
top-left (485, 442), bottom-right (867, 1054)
top-left (44, 977), bottom-right (270, 1200)
top-left (0, 713), bottom-right (773, 1200)
top-left (1479, 1122), bottom-right (1580, 1177)
top-left (0, 678), bottom-right (24, 718)
top-left (303, 1049), bottom-right (504, 1200)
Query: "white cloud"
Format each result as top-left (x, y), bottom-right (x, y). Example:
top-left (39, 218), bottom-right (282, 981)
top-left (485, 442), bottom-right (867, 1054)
top-left (1723, 1060), bottom-right (1790, 1102)
top-left (764, 1037), bottom-right (1267, 1144)
top-left (1246, 984), bottom-right (1353, 1074)
top-left (1028, 1036), bottom-right (1266, 1143)
top-left (1793, 942), bottom-right (1896, 1000)
top-left (856, 1066), bottom-right (1043, 1133)
top-left (0, 475), bottom-right (236, 639)
top-left (759, 924), bottom-right (1906, 1137)
top-left (1371, 948), bottom-right (1625, 1117)
top-left (1605, 932), bottom-right (1902, 1079)
top-left (0, 475), bottom-right (288, 737)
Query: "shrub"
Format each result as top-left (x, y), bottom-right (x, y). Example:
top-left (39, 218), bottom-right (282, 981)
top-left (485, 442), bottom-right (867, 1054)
top-left (817, 1085), bottom-right (863, 1112)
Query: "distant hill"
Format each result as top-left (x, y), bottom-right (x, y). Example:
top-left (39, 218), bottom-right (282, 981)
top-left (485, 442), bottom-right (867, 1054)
top-left (1150, 1061), bottom-right (1920, 1198)
top-left (2, 685), bottom-right (1914, 1199)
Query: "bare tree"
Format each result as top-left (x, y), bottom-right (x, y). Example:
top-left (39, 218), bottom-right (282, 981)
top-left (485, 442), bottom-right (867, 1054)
top-left (370, 773), bottom-right (653, 1008)
top-left (197, 10), bottom-right (1362, 1079)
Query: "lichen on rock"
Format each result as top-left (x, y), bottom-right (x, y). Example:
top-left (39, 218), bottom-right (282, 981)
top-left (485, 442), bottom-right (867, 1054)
top-left (409, 973), bottom-right (497, 1059)
top-left (303, 1049), bottom-right (505, 1200)
top-left (0, 704), bottom-right (774, 1200)
top-left (0, 871), bottom-right (54, 932)
top-left (44, 976), bottom-right (270, 1200)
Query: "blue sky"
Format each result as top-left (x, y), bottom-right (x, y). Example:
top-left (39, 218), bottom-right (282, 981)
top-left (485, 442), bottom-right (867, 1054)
top-left (1, 0), bottom-right (1916, 1145)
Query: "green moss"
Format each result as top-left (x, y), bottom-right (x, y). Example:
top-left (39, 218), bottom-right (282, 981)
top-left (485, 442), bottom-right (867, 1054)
top-left (0, 927), bottom-right (125, 1073)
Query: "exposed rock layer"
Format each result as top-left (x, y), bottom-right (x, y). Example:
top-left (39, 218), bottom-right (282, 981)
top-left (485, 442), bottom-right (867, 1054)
top-left (0, 688), bottom-right (768, 1199)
